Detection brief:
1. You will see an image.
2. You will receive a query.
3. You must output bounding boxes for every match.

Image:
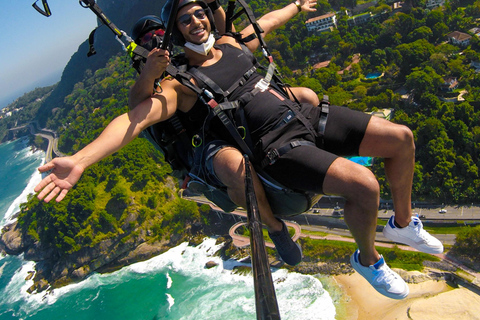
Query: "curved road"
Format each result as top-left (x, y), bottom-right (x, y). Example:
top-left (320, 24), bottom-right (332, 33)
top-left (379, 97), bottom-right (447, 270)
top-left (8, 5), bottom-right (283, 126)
top-left (187, 196), bottom-right (479, 285)
top-left (10, 122), bottom-right (64, 162)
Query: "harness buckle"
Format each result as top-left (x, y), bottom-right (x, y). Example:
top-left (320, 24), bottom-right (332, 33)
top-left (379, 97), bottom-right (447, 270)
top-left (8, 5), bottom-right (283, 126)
top-left (265, 149), bottom-right (280, 166)
top-left (254, 78), bottom-right (270, 92)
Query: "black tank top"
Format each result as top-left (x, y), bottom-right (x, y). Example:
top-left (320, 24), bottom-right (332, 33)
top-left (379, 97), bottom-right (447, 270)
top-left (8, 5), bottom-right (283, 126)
top-left (187, 43), bottom-right (320, 154)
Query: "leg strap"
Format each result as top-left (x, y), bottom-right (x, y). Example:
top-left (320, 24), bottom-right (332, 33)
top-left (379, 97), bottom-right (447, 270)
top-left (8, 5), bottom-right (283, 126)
top-left (261, 140), bottom-right (315, 168)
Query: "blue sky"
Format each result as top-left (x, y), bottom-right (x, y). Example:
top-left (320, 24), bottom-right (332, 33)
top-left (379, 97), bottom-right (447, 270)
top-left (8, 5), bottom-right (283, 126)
top-left (0, 1), bottom-right (97, 109)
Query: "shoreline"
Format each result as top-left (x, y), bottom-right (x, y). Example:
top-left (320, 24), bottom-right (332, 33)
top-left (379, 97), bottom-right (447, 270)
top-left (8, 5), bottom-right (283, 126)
top-left (331, 272), bottom-right (480, 320)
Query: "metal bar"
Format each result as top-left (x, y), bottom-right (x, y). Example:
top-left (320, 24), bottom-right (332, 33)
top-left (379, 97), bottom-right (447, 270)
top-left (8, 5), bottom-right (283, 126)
top-left (244, 155), bottom-right (281, 320)
top-left (161, 0), bottom-right (180, 50)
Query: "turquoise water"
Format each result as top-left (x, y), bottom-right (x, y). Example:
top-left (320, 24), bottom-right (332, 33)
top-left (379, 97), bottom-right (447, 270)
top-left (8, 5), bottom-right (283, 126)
top-left (0, 139), bottom-right (336, 320)
top-left (0, 138), bottom-right (44, 225)
top-left (365, 72), bottom-right (382, 79)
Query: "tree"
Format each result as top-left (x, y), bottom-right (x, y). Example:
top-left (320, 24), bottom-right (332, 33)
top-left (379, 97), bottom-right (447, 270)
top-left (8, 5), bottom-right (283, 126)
top-left (397, 39), bottom-right (435, 74)
top-left (432, 22), bottom-right (449, 42)
top-left (447, 57), bottom-right (466, 77)
top-left (453, 225), bottom-right (480, 265)
top-left (370, 49), bottom-right (387, 69)
top-left (407, 26), bottom-right (433, 42)
top-left (405, 67), bottom-right (443, 100)
top-left (299, 78), bottom-right (324, 94)
top-left (429, 53), bottom-right (448, 75)
top-left (425, 9), bottom-right (444, 29)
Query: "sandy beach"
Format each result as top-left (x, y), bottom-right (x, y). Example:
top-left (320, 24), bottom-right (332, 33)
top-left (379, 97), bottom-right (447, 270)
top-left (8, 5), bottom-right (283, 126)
top-left (332, 272), bottom-right (480, 320)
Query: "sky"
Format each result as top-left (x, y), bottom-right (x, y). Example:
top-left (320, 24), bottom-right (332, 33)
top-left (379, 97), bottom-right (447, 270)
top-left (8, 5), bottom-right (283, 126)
top-left (0, 1), bottom-right (98, 109)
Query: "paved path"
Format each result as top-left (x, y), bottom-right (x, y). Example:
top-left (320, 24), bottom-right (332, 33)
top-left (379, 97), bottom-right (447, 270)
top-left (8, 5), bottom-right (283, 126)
top-left (10, 122), bottom-right (64, 162)
top-left (229, 219), bottom-right (301, 249)
top-left (184, 196), bottom-right (480, 285)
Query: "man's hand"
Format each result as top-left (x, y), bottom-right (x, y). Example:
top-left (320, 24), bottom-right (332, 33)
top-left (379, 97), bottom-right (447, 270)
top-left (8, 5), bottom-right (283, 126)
top-left (142, 48), bottom-right (171, 82)
top-left (129, 49), bottom-right (171, 108)
top-left (34, 157), bottom-right (85, 203)
top-left (299, 0), bottom-right (317, 12)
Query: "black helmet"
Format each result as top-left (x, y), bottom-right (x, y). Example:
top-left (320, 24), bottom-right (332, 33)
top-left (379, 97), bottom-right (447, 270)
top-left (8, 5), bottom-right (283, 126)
top-left (131, 15), bottom-right (165, 44)
top-left (161, 0), bottom-right (216, 46)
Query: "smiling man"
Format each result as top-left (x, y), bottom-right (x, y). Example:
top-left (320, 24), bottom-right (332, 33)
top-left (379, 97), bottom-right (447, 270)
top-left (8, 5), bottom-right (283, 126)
top-left (35, 0), bottom-right (443, 300)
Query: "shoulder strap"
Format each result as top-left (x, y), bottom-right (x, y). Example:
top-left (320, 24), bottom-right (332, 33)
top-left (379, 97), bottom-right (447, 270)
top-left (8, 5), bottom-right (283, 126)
top-left (225, 0), bottom-right (271, 57)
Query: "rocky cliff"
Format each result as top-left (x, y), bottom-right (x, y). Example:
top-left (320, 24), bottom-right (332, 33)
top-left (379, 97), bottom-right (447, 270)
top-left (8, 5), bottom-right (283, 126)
top-left (0, 208), bottom-right (241, 294)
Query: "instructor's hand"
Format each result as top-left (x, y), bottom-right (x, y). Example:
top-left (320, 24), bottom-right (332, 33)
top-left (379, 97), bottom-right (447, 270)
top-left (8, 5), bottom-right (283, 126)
top-left (143, 48), bottom-right (171, 80)
top-left (34, 157), bottom-right (85, 203)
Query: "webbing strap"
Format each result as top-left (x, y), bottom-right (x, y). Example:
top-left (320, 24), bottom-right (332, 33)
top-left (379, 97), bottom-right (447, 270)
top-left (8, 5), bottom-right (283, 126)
top-left (187, 57), bottom-right (257, 99)
top-left (317, 95), bottom-right (330, 136)
top-left (225, 0), bottom-right (238, 34)
top-left (214, 102), bottom-right (255, 160)
top-left (80, 0), bottom-right (122, 37)
top-left (261, 140), bottom-right (315, 167)
top-left (87, 28), bottom-right (98, 57)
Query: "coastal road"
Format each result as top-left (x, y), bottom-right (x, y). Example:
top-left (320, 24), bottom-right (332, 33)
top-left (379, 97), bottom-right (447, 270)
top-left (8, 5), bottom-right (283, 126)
top-left (9, 122), bottom-right (64, 163)
top-left (229, 218), bottom-right (302, 249)
top-left (187, 195), bottom-right (460, 247)
top-left (187, 196), bottom-right (480, 284)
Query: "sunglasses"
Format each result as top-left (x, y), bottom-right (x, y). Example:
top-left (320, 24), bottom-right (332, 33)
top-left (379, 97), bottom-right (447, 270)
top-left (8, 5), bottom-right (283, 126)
top-left (177, 9), bottom-right (207, 26)
top-left (140, 29), bottom-right (165, 44)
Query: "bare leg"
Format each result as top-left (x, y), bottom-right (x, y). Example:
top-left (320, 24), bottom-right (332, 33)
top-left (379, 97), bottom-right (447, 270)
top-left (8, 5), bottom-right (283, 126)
top-left (323, 157), bottom-right (381, 266)
top-left (359, 116), bottom-right (416, 227)
top-left (288, 87), bottom-right (320, 106)
top-left (212, 147), bottom-right (283, 232)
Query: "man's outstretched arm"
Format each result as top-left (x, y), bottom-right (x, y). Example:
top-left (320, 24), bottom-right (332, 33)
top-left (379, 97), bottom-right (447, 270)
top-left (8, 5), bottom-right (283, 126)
top-left (36, 79), bottom-right (181, 203)
top-left (240, 0), bottom-right (317, 52)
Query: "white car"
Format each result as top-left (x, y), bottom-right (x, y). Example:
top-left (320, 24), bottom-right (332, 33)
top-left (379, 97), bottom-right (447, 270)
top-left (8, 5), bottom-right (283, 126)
top-left (439, 209), bottom-right (447, 213)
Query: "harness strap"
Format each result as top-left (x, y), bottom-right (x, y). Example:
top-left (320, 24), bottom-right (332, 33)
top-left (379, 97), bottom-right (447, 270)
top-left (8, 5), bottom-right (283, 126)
top-left (187, 54), bottom-right (258, 98)
top-left (261, 140), bottom-right (315, 168)
top-left (317, 95), bottom-right (330, 136)
top-left (87, 28), bottom-right (98, 57)
top-left (80, 0), bottom-right (122, 37)
top-left (225, 0), bottom-right (237, 34)
top-left (214, 102), bottom-right (256, 160)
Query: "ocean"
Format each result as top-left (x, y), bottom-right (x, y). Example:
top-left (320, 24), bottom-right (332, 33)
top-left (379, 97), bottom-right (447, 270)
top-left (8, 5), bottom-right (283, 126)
top-left (0, 138), bottom-right (337, 320)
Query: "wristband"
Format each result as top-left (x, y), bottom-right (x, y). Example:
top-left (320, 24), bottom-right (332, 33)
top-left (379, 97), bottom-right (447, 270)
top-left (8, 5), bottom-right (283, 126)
top-left (295, 0), bottom-right (302, 12)
top-left (208, 0), bottom-right (221, 12)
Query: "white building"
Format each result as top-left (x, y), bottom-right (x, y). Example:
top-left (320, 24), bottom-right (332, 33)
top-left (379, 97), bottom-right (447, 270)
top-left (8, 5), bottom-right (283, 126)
top-left (426, 0), bottom-right (445, 9)
top-left (305, 12), bottom-right (337, 33)
top-left (347, 12), bottom-right (373, 26)
top-left (447, 31), bottom-right (472, 47)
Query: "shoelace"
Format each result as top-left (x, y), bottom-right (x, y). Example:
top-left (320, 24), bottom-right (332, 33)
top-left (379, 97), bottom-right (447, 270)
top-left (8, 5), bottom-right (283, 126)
top-left (411, 219), bottom-right (429, 241)
top-left (372, 265), bottom-right (396, 286)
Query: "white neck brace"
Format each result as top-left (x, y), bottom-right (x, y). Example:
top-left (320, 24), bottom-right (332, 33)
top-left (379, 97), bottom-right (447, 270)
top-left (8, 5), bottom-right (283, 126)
top-left (185, 34), bottom-right (215, 56)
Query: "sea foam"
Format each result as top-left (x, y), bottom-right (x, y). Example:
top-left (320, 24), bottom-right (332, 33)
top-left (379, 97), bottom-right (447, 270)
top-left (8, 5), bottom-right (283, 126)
top-left (1, 147), bottom-right (44, 227)
top-left (1, 238), bottom-right (336, 320)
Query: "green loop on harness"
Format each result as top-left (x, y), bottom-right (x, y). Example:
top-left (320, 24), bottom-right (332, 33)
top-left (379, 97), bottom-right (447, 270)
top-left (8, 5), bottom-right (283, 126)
top-left (126, 42), bottom-right (137, 58)
top-left (238, 126), bottom-right (246, 139)
top-left (192, 134), bottom-right (203, 148)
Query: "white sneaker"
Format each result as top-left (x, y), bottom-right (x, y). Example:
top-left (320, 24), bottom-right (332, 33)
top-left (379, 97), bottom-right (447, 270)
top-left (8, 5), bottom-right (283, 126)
top-left (350, 249), bottom-right (409, 300)
top-left (383, 215), bottom-right (444, 254)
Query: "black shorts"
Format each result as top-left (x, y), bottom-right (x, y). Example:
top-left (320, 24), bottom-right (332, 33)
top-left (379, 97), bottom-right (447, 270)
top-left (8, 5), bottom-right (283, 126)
top-left (264, 105), bottom-right (372, 194)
